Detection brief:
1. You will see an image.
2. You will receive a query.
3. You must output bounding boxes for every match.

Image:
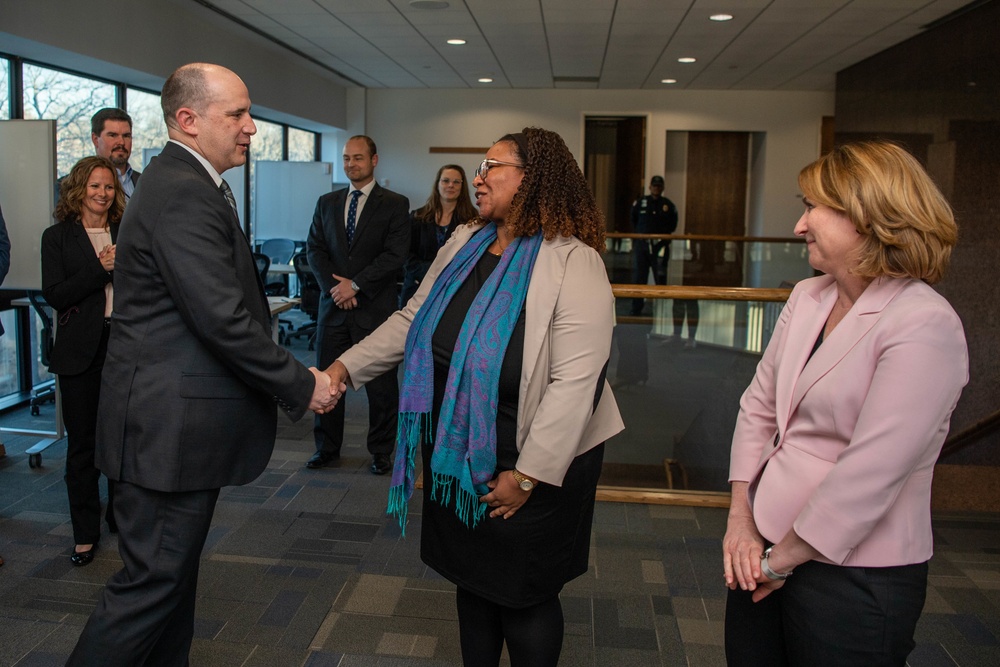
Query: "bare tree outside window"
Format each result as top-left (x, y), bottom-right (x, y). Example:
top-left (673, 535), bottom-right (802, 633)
top-left (127, 88), bottom-right (168, 171)
top-left (249, 118), bottom-right (284, 229)
top-left (0, 58), bottom-right (10, 119)
top-left (288, 127), bottom-right (316, 161)
top-left (21, 64), bottom-right (116, 177)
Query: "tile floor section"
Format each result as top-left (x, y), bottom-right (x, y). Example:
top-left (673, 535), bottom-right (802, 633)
top-left (1, 390), bottom-right (998, 665)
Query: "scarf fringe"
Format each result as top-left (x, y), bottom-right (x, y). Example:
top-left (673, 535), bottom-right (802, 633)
top-left (387, 411), bottom-right (431, 536)
top-left (431, 472), bottom-right (487, 530)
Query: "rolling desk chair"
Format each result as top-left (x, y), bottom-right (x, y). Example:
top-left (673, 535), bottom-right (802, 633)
top-left (287, 252), bottom-right (320, 351)
top-left (259, 238), bottom-right (296, 297)
top-left (252, 252), bottom-right (270, 289)
top-left (258, 239), bottom-right (297, 339)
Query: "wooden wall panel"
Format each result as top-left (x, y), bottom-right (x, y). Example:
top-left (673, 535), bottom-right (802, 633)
top-left (684, 131), bottom-right (749, 286)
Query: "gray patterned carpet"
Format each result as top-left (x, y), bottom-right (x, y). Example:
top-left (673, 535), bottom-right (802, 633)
top-left (1, 330), bottom-right (998, 666)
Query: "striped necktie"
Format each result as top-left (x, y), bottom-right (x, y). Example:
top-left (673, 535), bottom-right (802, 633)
top-left (220, 179), bottom-right (239, 220)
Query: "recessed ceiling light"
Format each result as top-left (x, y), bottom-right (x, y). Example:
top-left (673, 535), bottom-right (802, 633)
top-left (478, 77), bottom-right (493, 83)
top-left (447, 38), bottom-right (466, 45)
top-left (678, 57), bottom-right (697, 64)
top-left (710, 13), bottom-right (734, 22)
top-left (410, 0), bottom-right (450, 9)
top-left (661, 78), bottom-right (677, 84)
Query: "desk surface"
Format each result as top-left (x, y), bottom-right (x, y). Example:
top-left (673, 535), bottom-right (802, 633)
top-left (268, 263), bottom-right (296, 274)
top-left (268, 296), bottom-right (300, 316)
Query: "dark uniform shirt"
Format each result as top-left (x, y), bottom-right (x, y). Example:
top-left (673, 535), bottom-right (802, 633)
top-left (631, 195), bottom-right (678, 235)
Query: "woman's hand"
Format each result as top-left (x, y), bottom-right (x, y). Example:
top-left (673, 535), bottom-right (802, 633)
top-left (723, 481), bottom-right (765, 591)
top-left (724, 514), bottom-right (765, 591)
top-left (480, 471), bottom-right (532, 519)
top-left (99, 244), bottom-right (116, 272)
top-left (750, 577), bottom-right (786, 602)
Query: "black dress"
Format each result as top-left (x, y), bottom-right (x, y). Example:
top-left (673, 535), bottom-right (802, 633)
top-left (419, 250), bottom-right (605, 608)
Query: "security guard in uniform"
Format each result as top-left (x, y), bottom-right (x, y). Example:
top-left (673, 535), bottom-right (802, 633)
top-left (629, 175), bottom-right (678, 315)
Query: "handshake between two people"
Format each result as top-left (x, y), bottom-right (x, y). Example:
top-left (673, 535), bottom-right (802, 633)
top-left (307, 360), bottom-right (351, 415)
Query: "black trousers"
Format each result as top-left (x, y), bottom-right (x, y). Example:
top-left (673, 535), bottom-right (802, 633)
top-left (631, 239), bottom-right (669, 315)
top-left (58, 322), bottom-right (115, 545)
top-left (671, 299), bottom-right (699, 338)
top-left (67, 481), bottom-right (220, 667)
top-left (725, 559), bottom-right (928, 667)
top-left (314, 320), bottom-right (398, 456)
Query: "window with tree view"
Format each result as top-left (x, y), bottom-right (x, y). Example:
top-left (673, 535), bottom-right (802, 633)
top-left (21, 64), bottom-right (116, 177)
top-left (126, 87), bottom-right (168, 171)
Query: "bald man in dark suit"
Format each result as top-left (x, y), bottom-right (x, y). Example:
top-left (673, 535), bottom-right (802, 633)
top-left (67, 63), bottom-right (342, 667)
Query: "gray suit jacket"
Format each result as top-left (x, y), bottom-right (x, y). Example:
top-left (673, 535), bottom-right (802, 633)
top-left (96, 142), bottom-right (314, 492)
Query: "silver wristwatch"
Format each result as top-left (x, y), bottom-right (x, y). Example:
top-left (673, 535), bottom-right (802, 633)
top-left (511, 469), bottom-right (535, 492)
top-left (350, 280), bottom-right (360, 292)
top-left (760, 546), bottom-right (793, 580)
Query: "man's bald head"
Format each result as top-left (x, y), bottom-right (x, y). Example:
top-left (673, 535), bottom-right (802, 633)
top-left (161, 63), bottom-right (236, 130)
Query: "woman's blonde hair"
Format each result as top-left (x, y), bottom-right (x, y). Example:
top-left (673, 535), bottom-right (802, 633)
top-left (55, 156), bottom-right (126, 226)
top-left (483, 127), bottom-right (606, 252)
top-left (798, 140), bottom-right (957, 284)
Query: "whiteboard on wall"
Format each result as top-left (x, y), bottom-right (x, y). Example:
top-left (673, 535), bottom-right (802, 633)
top-left (0, 120), bottom-right (57, 290)
top-left (253, 161), bottom-right (333, 243)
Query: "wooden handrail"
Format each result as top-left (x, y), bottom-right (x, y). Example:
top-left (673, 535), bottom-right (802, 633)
top-left (608, 232), bottom-right (806, 243)
top-left (612, 285), bottom-right (792, 302)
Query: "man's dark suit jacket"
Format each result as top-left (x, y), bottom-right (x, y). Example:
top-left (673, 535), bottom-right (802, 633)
top-left (307, 184), bottom-right (410, 330)
top-left (41, 219), bottom-right (119, 375)
top-left (96, 142), bottom-right (314, 492)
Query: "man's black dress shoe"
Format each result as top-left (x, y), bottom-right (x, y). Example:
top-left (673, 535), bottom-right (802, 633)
top-left (306, 452), bottom-right (339, 469)
top-left (70, 545), bottom-right (97, 567)
top-left (370, 453), bottom-right (392, 475)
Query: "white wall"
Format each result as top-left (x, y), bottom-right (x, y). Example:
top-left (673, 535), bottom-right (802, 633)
top-left (364, 88), bottom-right (833, 237)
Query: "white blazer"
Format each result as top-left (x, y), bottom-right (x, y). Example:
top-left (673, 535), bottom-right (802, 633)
top-left (339, 223), bottom-right (625, 486)
top-left (730, 275), bottom-right (968, 567)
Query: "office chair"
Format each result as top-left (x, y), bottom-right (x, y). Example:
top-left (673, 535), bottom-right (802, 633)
top-left (28, 292), bottom-right (56, 416)
top-left (259, 238), bottom-right (296, 297)
top-left (252, 252), bottom-right (270, 287)
top-left (287, 252), bottom-right (320, 351)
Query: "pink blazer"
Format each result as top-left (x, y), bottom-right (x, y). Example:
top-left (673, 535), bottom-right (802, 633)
top-left (730, 275), bottom-right (968, 567)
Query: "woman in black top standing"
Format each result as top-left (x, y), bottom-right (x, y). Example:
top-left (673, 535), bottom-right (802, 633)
top-left (42, 156), bottom-right (124, 566)
top-left (399, 164), bottom-right (476, 307)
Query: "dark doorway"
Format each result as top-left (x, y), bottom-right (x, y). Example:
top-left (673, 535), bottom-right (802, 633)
top-left (584, 116), bottom-right (646, 235)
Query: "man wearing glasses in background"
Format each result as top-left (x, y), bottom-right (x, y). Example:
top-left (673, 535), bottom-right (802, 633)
top-left (306, 135), bottom-right (410, 475)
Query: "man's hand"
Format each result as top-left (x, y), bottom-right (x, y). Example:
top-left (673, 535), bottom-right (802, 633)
top-left (308, 366), bottom-right (342, 414)
top-left (330, 274), bottom-right (358, 309)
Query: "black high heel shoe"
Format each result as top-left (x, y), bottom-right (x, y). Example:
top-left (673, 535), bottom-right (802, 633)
top-left (70, 544), bottom-right (97, 567)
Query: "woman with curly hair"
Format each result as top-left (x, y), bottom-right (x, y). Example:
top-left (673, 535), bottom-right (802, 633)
top-left (329, 127), bottom-right (624, 666)
top-left (42, 155), bottom-right (125, 566)
top-left (399, 164), bottom-right (477, 307)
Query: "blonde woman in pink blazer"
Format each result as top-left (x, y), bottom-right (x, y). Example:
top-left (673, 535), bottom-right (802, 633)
top-left (723, 141), bottom-right (968, 666)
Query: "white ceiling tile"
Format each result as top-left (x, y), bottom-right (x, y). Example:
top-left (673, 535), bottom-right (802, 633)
top-left (197, 0), bottom-right (971, 90)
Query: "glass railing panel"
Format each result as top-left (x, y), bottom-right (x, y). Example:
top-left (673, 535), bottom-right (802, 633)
top-left (604, 234), bottom-right (812, 290)
top-left (599, 286), bottom-right (789, 497)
